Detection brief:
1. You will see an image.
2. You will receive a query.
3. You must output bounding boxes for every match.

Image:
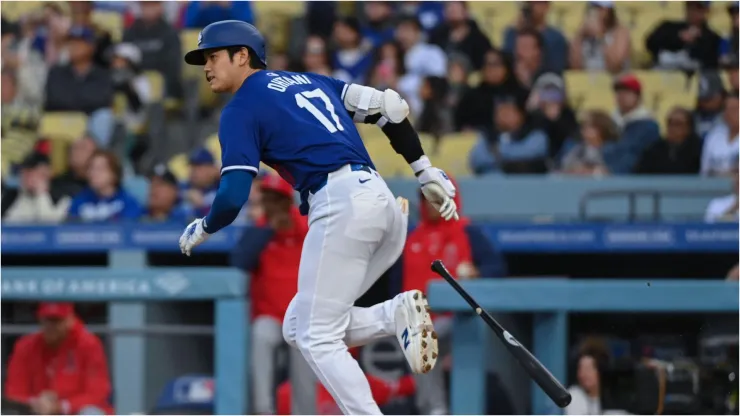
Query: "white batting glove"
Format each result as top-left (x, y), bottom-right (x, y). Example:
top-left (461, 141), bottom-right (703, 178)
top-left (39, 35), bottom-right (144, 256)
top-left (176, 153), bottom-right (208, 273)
top-left (417, 167), bottom-right (459, 221)
top-left (178, 217), bottom-right (210, 256)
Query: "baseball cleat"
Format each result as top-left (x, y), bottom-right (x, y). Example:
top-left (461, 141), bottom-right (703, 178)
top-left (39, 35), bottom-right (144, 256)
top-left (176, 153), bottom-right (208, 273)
top-left (394, 289), bottom-right (438, 374)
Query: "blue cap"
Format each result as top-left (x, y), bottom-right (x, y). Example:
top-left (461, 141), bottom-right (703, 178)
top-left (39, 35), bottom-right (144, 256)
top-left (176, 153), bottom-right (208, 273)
top-left (188, 148), bottom-right (215, 165)
top-left (67, 26), bottom-right (95, 43)
top-left (184, 20), bottom-right (267, 66)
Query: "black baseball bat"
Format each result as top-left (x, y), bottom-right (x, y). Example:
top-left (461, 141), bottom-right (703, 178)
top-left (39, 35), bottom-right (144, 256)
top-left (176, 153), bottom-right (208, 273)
top-left (430, 259), bottom-right (572, 409)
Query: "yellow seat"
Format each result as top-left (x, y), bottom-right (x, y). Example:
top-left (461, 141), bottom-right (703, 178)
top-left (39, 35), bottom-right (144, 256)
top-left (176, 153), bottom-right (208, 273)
top-left (709, 12), bottom-right (732, 37)
top-left (168, 153), bottom-right (190, 182)
top-left (92, 10), bottom-right (123, 42)
top-left (205, 134), bottom-right (221, 162)
top-left (432, 133), bottom-right (478, 177)
top-left (181, 31), bottom-right (202, 80)
top-left (113, 93), bottom-right (128, 118)
top-left (631, 14), bottom-right (663, 67)
top-left (1, 1), bottom-right (44, 20)
top-left (580, 90), bottom-right (617, 114)
top-left (39, 112), bottom-right (89, 175)
top-left (564, 70), bottom-right (613, 109)
top-left (633, 70), bottom-right (689, 111)
top-left (559, 11), bottom-right (584, 39)
top-left (662, 1), bottom-right (685, 20)
top-left (143, 71), bottom-right (165, 103)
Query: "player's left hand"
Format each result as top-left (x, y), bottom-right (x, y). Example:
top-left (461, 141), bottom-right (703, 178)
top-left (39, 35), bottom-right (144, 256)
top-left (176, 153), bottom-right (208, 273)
top-left (417, 168), bottom-right (459, 221)
top-left (179, 217), bottom-right (210, 256)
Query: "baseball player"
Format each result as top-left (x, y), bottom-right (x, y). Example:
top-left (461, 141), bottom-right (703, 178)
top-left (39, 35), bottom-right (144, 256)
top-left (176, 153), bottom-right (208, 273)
top-left (178, 20), bottom-right (458, 415)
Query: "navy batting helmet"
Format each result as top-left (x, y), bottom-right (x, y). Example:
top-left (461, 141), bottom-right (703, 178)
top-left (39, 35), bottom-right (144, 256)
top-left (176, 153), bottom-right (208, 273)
top-left (184, 20), bottom-right (267, 66)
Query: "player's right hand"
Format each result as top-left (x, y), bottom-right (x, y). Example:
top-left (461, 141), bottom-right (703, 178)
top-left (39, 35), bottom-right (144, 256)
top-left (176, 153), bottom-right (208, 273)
top-left (178, 217), bottom-right (210, 256)
top-left (417, 168), bottom-right (459, 221)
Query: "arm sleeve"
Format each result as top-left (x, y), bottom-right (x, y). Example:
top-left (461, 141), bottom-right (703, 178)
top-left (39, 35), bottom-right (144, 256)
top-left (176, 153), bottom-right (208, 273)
top-left (218, 105), bottom-right (262, 175)
top-left (203, 170), bottom-right (253, 233)
top-left (5, 338), bottom-right (32, 402)
top-left (63, 339), bottom-right (112, 414)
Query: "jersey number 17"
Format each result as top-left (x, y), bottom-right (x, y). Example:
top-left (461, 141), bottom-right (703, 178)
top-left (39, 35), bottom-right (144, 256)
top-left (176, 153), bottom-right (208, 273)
top-left (294, 88), bottom-right (345, 133)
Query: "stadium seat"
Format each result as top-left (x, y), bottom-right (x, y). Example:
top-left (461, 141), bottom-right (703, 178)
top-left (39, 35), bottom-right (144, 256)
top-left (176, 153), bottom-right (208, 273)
top-left (631, 14), bottom-right (663, 68)
top-left (633, 70), bottom-right (688, 111)
top-left (564, 70), bottom-right (613, 109)
top-left (92, 10), bottom-right (123, 42)
top-left (558, 10), bottom-right (584, 39)
top-left (39, 112), bottom-right (88, 175)
top-left (144, 71), bottom-right (165, 103)
top-left (580, 90), bottom-right (617, 114)
top-left (205, 134), bottom-right (221, 162)
top-left (168, 153), bottom-right (190, 182)
top-left (432, 132), bottom-right (478, 177)
top-left (1, 1), bottom-right (43, 20)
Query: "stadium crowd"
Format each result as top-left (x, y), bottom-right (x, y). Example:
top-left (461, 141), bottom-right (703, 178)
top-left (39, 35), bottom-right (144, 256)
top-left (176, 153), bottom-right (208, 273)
top-left (1, 0), bottom-right (738, 225)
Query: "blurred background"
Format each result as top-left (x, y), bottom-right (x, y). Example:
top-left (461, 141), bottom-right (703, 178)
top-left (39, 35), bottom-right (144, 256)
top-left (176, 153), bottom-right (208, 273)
top-left (0, 0), bottom-right (738, 415)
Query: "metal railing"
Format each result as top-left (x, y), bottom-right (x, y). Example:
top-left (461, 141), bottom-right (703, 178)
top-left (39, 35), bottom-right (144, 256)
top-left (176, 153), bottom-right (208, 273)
top-left (579, 189), bottom-right (724, 222)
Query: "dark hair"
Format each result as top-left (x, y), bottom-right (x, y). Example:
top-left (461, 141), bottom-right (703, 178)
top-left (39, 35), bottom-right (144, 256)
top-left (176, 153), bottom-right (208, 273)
top-left (667, 106), bottom-right (696, 133)
top-left (601, 6), bottom-right (618, 30)
top-left (397, 14), bottom-right (423, 32)
top-left (369, 40), bottom-right (406, 77)
top-left (89, 149), bottom-right (123, 188)
top-left (584, 110), bottom-right (619, 141)
top-left (515, 28), bottom-right (543, 50)
top-left (225, 46), bottom-right (267, 70)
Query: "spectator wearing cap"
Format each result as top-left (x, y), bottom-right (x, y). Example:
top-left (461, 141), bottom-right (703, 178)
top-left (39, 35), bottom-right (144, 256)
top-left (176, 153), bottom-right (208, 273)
top-left (67, 150), bottom-right (142, 222)
top-left (635, 107), bottom-right (702, 174)
top-left (701, 93), bottom-right (739, 176)
top-left (395, 15), bottom-right (447, 117)
top-left (398, 1), bottom-right (446, 33)
top-left (229, 174), bottom-right (309, 415)
top-left (694, 71), bottom-right (727, 139)
top-left (183, 1), bottom-right (255, 29)
top-left (469, 94), bottom-right (550, 175)
top-left (67, 1), bottom-right (114, 68)
top-left (429, 1), bottom-right (492, 70)
top-left (718, 2), bottom-right (738, 65)
top-left (182, 147), bottom-right (220, 219)
top-left (569, 1), bottom-right (631, 74)
top-left (123, 1), bottom-right (184, 100)
top-left (44, 25), bottom-right (115, 147)
top-left (145, 165), bottom-right (189, 222)
top-left (610, 74), bottom-right (661, 174)
top-left (5, 303), bottom-right (113, 415)
top-left (331, 17), bottom-right (375, 85)
top-left (111, 42), bottom-right (153, 135)
top-left (704, 164), bottom-right (738, 222)
top-left (455, 48), bottom-right (528, 132)
top-left (503, 1), bottom-right (569, 74)
top-left (362, 2), bottom-right (396, 47)
top-left (646, 1), bottom-right (722, 70)
top-left (1, 153), bottom-right (70, 223)
top-left (51, 135), bottom-right (98, 199)
top-left (528, 73), bottom-right (579, 159)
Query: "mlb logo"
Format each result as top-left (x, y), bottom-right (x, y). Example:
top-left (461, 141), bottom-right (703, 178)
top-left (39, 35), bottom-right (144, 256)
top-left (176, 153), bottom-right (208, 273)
top-left (174, 376), bottom-right (214, 404)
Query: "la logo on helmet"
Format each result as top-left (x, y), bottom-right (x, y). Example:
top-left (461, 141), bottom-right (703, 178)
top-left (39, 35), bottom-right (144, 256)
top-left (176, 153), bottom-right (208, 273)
top-left (197, 32), bottom-right (203, 46)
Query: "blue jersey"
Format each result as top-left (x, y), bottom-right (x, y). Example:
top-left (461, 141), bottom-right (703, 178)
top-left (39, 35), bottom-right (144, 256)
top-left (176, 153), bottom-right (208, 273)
top-left (218, 71), bottom-right (374, 199)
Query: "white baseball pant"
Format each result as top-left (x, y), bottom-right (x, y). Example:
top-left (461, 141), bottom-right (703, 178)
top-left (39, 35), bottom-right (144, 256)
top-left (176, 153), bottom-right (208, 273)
top-left (282, 164), bottom-right (407, 415)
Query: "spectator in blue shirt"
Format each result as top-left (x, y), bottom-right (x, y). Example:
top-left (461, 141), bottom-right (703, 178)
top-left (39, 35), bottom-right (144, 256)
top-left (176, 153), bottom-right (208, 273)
top-left (145, 165), bottom-right (189, 223)
top-left (332, 17), bottom-right (374, 84)
top-left (68, 150), bottom-right (142, 222)
top-left (469, 94), bottom-right (550, 175)
top-left (362, 1), bottom-right (396, 47)
top-left (182, 147), bottom-right (219, 219)
top-left (183, 1), bottom-right (255, 29)
top-left (503, 2), bottom-right (569, 74)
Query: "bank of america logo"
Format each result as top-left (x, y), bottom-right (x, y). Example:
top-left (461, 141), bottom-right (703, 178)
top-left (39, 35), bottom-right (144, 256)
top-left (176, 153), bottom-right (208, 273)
top-left (155, 273), bottom-right (190, 295)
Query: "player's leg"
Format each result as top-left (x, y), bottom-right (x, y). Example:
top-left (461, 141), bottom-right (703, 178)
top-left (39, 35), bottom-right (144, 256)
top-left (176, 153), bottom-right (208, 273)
top-left (287, 178), bottom-right (395, 415)
top-left (413, 315), bottom-right (453, 415)
top-left (250, 316), bottom-right (283, 414)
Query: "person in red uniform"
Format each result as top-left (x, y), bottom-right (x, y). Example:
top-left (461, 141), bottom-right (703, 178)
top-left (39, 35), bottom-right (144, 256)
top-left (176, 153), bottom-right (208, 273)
top-left (391, 176), bottom-right (507, 414)
top-left (275, 348), bottom-right (416, 415)
top-left (4, 303), bottom-right (113, 415)
top-left (230, 173), bottom-right (310, 415)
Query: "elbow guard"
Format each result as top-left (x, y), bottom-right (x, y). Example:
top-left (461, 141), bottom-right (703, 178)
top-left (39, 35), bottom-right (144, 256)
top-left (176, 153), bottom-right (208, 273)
top-left (343, 84), bottom-right (409, 124)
